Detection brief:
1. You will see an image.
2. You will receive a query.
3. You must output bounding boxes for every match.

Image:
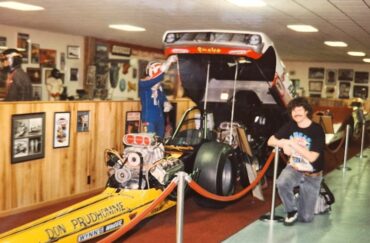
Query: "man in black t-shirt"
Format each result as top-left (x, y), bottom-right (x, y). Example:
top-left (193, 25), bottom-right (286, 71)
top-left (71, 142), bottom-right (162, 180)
top-left (268, 97), bottom-right (325, 226)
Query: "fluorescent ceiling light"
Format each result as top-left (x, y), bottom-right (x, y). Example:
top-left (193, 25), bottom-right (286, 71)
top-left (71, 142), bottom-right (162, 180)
top-left (324, 41), bottom-right (347, 47)
top-left (363, 58), bottom-right (370, 63)
top-left (287, 25), bottom-right (318, 32)
top-left (226, 0), bottom-right (266, 7)
top-left (109, 24), bottom-right (146, 32)
top-left (347, 51), bottom-right (366, 57)
top-left (0, 1), bottom-right (44, 11)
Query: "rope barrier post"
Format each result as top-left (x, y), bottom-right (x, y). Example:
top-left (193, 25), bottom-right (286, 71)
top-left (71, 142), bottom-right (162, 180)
top-left (338, 124), bottom-right (352, 171)
top-left (176, 172), bottom-right (186, 243)
top-left (260, 148), bottom-right (283, 222)
top-left (357, 123), bottom-right (367, 159)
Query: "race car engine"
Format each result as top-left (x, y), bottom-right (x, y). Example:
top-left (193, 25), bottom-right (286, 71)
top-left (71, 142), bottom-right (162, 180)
top-left (106, 133), bottom-right (183, 189)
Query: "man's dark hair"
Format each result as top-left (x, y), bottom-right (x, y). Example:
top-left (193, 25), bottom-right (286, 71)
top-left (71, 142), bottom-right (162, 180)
top-left (287, 97), bottom-right (313, 119)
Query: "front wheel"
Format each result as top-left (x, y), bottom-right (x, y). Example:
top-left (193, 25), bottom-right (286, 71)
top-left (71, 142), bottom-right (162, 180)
top-left (192, 142), bottom-right (236, 208)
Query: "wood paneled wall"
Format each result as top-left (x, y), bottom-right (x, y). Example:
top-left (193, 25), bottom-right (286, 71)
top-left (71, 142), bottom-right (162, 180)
top-left (0, 99), bottom-right (193, 215)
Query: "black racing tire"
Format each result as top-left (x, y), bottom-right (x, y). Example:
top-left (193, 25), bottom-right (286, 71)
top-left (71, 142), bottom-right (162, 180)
top-left (192, 141), bottom-right (236, 208)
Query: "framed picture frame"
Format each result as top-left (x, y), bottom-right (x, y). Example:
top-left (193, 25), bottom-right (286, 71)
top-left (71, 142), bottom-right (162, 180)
top-left (325, 69), bottom-right (337, 85)
top-left (338, 82), bottom-right (351, 99)
top-left (53, 112), bottom-right (71, 148)
top-left (338, 69), bottom-right (354, 81)
top-left (77, 111), bottom-right (89, 132)
top-left (309, 80), bottom-right (323, 92)
top-left (125, 111), bottom-right (141, 134)
top-left (26, 67), bottom-right (42, 84)
top-left (11, 112), bottom-right (45, 163)
top-left (70, 68), bottom-right (79, 81)
top-left (39, 48), bottom-right (56, 67)
top-left (354, 71), bottom-right (369, 84)
top-left (353, 85), bottom-right (368, 99)
top-left (67, 45), bottom-right (80, 59)
top-left (308, 67), bottom-right (324, 79)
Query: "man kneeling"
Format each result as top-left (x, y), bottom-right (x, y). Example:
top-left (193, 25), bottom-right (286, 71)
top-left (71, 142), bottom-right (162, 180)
top-left (268, 97), bottom-right (325, 226)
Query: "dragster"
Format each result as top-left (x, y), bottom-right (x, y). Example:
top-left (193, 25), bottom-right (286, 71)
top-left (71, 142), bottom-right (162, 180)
top-left (0, 30), bottom-right (295, 242)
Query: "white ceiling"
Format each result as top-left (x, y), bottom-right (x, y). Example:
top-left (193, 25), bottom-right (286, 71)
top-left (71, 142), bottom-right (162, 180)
top-left (0, 0), bottom-right (370, 63)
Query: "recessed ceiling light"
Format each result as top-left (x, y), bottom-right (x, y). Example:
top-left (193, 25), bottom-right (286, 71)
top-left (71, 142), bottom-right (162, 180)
top-left (109, 24), bottom-right (146, 32)
top-left (347, 51), bottom-right (366, 57)
top-left (287, 25), bottom-right (318, 32)
top-left (324, 41), bottom-right (348, 47)
top-left (226, 0), bottom-right (266, 7)
top-left (363, 58), bottom-right (370, 63)
top-left (0, 1), bottom-right (44, 11)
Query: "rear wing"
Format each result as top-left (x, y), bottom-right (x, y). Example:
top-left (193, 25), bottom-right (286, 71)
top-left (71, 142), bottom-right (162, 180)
top-left (162, 30), bottom-right (296, 106)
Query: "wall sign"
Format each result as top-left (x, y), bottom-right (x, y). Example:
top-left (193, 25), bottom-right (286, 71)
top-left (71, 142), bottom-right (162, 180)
top-left (111, 44), bottom-right (131, 56)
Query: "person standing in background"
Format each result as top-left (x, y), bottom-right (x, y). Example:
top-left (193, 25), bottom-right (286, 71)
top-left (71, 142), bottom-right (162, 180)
top-left (1, 48), bottom-right (32, 101)
top-left (46, 68), bottom-right (64, 101)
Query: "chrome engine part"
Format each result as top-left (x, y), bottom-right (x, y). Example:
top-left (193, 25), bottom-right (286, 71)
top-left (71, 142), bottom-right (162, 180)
top-left (150, 157), bottom-right (184, 185)
top-left (107, 133), bottom-right (184, 189)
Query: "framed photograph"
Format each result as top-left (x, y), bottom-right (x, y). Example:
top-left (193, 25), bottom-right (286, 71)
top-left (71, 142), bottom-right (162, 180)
top-left (39, 49), bottom-right (56, 67)
top-left (32, 85), bottom-right (42, 100)
top-left (77, 111), bottom-right (89, 132)
top-left (353, 86), bottom-right (368, 99)
top-left (53, 112), bottom-right (71, 148)
top-left (17, 33), bottom-right (29, 63)
top-left (31, 43), bottom-right (40, 64)
top-left (67, 45), bottom-right (80, 59)
top-left (338, 69), bottom-right (354, 81)
top-left (70, 68), bottom-right (79, 81)
top-left (339, 82), bottom-right (351, 99)
top-left (11, 112), bottom-right (45, 163)
top-left (26, 67), bottom-right (42, 84)
top-left (325, 69), bottom-right (336, 85)
top-left (354, 71), bottom-right (369, 84)
top-left (125, 111), bottom-right (141, 134)
top-left (308, 67), bottom-right (324, 79)
top-left (308, 80), bottom-right (323, 92)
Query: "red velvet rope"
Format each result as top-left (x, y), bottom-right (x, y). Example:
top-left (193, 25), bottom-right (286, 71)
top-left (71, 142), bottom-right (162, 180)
top-left (325, 132), bottom-right (346, 154)
top-left (98, 180), bottom-right (177, 243)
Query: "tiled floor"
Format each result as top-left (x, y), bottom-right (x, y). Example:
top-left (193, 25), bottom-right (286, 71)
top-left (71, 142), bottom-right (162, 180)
top-left (223, 148), bottom-right (370, 243)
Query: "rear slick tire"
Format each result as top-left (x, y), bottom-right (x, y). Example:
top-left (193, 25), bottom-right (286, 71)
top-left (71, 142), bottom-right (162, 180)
top-left (192, 141), bottom-right (236, 208)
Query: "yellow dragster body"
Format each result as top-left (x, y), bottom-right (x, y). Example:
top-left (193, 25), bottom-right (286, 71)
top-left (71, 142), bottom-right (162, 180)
top-left (0, 187), bottom-right (176, 243)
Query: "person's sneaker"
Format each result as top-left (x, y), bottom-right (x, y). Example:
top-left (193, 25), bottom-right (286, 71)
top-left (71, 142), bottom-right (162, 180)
top-left (284, 210), bottom-right (298, 226)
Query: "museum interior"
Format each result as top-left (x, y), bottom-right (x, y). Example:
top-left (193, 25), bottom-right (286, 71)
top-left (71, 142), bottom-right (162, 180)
top-left (0, 0), bottom-right (370, 242)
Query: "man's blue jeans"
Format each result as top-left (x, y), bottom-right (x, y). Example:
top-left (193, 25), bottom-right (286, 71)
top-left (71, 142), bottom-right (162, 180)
top-left (276, 165), bottom-right (322, 222)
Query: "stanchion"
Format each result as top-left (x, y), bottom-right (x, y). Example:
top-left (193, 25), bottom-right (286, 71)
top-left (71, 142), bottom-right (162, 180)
top-left (357, 123), bottom-right (367, 159)
top-left (338, 124), bottom-right (352, 171)
top-left (176, 172), bottom-right (186, 243)
top-left (260, 147), bottom-right (284, 222)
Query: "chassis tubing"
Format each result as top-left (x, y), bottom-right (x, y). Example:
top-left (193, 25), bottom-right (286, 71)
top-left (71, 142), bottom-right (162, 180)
top-left (99, 180), bottom-right (177, 243)
top-left (188, 152), bottom-right (274, 202)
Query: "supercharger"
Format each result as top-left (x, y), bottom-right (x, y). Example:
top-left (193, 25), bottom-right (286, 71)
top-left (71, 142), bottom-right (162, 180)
top-left (106, 133), bottom-right (183, 189)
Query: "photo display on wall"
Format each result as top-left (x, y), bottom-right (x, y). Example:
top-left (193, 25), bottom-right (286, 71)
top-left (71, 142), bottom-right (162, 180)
top-left (338, 69), bottom-right (354, 81)
top-left (353, 86), bottom-right (368, 99)
top-left (325, 69), bottom-right (336, 85)
top-left (125, 111), bottom-right (141, 134)
top-left (354, 71), bottom-right (369, 84)
top-left (339, 82), bottom-right (351, 99)
top-left (308, 67), bottom-right (325, 79)
top-left (11, 113), bottom-right (45, 163)
top-left (77, 111), bottom-right (89, 132)
top-left (53, 112), bottom-right (71, 148)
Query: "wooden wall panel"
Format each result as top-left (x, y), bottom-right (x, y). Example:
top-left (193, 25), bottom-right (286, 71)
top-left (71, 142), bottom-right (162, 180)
top-left (0, 99), bottom-right (192, 215)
